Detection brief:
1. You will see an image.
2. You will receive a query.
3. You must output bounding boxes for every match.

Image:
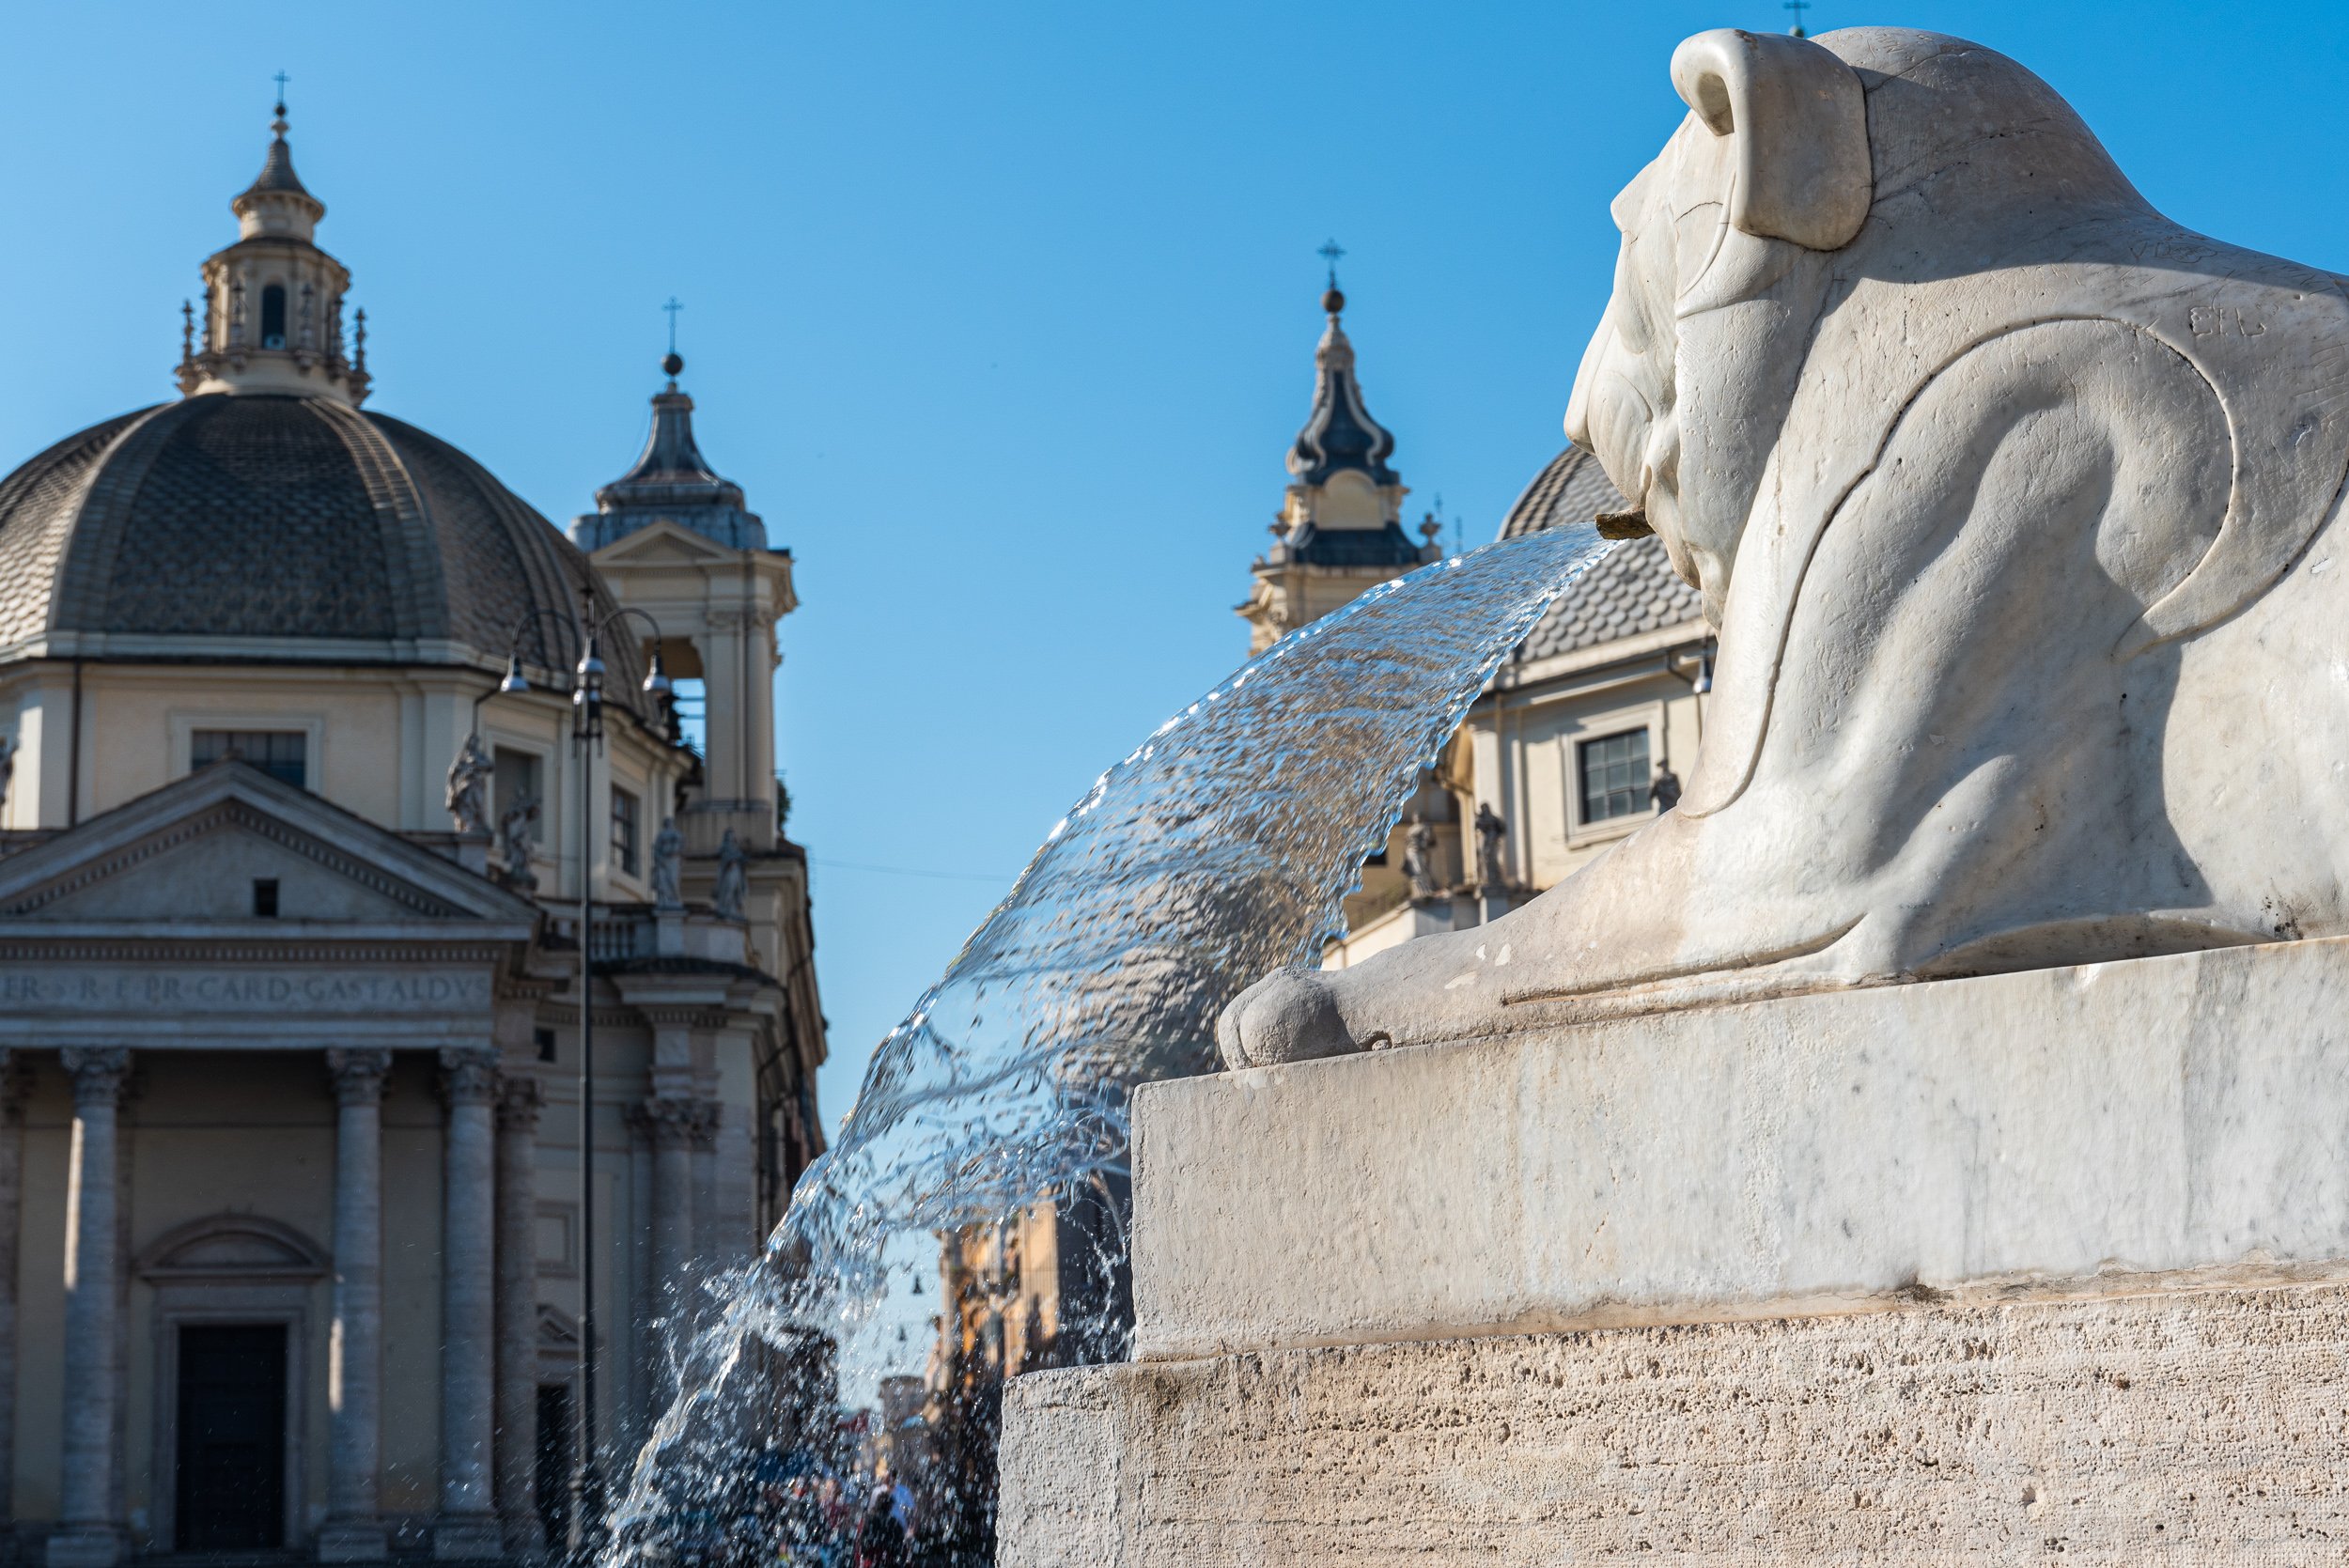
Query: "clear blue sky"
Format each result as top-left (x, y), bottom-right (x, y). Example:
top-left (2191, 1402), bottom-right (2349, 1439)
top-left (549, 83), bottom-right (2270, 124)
top-left (7, 1), bottom-right (2347, 1135)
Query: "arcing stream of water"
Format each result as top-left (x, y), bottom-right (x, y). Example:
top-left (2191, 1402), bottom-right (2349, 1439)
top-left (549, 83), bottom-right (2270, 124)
top-left (601, 522), bottom-right (1617, 1561)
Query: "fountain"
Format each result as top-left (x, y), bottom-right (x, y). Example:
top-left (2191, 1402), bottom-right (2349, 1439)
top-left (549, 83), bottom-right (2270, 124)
top-left (1001, 23), bottom-right (2349, 1563)
top-left (599, 524), bottom-right (1618, 1560)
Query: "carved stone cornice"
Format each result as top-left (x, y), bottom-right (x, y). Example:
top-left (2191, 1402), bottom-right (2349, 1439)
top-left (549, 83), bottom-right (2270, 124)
top-left (437, 1046), bottom-right (500, 1107)
top-left (59, 1047), bottom-right (131, 1107)
top-left (325, 1047), bottom-right (394, 1105)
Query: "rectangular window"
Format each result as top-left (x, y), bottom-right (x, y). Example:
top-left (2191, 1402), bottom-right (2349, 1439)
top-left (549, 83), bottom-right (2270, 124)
top-left (192, 729), bottom-right (307, 789)
top-left (611, 785), bottom-right (641, 878)
top-left (1578, 729), bottom-right (1652, 825)
top-left (493, 748), bottom-right (545, 843)
top-left (251, 878), bottom-right (279, 918)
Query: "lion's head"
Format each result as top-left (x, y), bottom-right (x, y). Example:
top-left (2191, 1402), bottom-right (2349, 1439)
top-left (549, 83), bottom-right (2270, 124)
top-left (1564, 29), bottom-right (2172, 629)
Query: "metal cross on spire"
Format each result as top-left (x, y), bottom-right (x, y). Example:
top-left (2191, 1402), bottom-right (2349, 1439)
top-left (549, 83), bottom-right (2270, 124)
top-left (272, 71), bottom-right (289, 110)
top-left (663, 297), bottom-right (684, 355)
top-left (1783, 0), bottom-right (1810, 37)
top-left (1318, 240), bottom-right (1346, 289)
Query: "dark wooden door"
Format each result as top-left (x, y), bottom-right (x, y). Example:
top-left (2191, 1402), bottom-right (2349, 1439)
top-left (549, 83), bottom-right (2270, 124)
top-left (536, 1383), bottom-right (574, 1551)
top-left (175, 1323), bottom-right (287, 1550)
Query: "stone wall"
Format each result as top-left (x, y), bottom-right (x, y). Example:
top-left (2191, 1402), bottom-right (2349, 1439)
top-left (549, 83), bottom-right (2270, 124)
top-left (1004, 1277), bottom-right (2349, 1564)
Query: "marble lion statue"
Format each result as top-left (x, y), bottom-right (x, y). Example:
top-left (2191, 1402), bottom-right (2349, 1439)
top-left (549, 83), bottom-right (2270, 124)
top-left (1221, 25), bottom-right (2349, 1067)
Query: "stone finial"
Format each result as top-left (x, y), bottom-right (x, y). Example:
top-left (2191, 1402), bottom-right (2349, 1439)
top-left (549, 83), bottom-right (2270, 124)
top-left (326, 1048), bottom-right (394, 1106)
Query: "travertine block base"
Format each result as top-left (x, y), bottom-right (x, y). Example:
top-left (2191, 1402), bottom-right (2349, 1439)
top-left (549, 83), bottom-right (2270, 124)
top-left (1003, 1279), bottom-right (2349, 1566)
top-left (1139, 936), bottom-right (2349, 1360)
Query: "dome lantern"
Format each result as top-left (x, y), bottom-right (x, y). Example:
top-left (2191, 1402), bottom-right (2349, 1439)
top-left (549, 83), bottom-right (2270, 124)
top-left (178, 98), bottom-right (369, 406)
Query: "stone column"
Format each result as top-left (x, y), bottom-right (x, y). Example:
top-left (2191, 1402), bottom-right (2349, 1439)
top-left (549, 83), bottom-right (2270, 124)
top-left (493, 1075), bottom-right (544, 1559)
top-left (629, 1098), bottom-right (695, 1407)
top-left (687, 1099), bottom-right (720, 1273)
top-left (0, 1053), bottom-right (27, 1538)
top-left (47, 1048), bottom-right (128, 1568)
top-left (434, 1048), bottom-right (503, 1560)
top-left (319, 1048), bottom-right (392, 1562)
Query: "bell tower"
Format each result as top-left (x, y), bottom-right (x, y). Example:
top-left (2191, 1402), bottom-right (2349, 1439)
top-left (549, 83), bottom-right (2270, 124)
top-left (177, 96), bottom-right (370, 405)
top-left (1238, 265), bottom-right (1438, 652)
top-left (573, 349), bottom-right (801, 973)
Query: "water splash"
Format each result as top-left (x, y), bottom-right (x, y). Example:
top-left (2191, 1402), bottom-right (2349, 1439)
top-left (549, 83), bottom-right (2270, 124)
top-left (601, 523), bottom-right (1617, 1560)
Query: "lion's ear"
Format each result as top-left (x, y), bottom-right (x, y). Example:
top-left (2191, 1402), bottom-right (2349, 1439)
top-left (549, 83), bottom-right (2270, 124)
top-left (1670, 29), bottom-right (1871, 252)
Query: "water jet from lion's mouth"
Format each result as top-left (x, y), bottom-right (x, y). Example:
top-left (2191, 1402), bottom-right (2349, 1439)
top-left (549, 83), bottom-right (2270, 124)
top-left (594, 522), bottom-right (1617, 1565)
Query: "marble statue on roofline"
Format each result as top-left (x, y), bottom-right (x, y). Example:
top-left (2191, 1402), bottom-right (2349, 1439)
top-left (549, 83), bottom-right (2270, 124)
top-left (1221, 25), bottom-right (2349, 1067)
top-left (651, 816), bottom-right (685, 910)
top-left (497, 796), bottom-right (539, 892)
top-left (1402, 815), bottom-right (1443, 905)
top-left (712, 828), bottom-right (750, 922)
top-left (445, 733), bottom-right (492, 838)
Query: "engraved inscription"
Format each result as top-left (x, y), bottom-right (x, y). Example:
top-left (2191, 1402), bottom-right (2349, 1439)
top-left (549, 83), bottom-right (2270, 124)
top-left (0, 969), bottom-right (491, 1012)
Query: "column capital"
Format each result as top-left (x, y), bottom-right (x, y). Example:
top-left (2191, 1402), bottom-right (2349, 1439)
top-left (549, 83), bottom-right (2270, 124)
top-left (494, 1074), bottom-right (544, 1134)
top-left (436, 1048), bottom-right (500, 1108)
top-left (628, 1095), bottom-right (697, 1151)
top-left (686, 1098), bottom-right (721, 1152)
top-left (58, 1048), bottom-right (129, 1108)
top-left (0, 1049), bottom-right (29, 1123)
top-left (326, 1048), bottom-right (395, 1106)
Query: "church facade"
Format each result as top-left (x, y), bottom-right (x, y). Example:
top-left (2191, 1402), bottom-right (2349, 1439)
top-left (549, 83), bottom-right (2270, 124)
top-left (0, 106), bottom-right (826, 1562)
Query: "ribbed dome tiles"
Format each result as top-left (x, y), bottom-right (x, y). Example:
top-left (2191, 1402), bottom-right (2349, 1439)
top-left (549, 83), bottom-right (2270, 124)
top-left (0, 393), bottom-right (645, 701)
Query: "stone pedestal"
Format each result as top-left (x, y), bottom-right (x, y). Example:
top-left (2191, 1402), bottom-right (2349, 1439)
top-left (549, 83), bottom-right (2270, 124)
top-left (999, 937), bottom-right (2349, 1563)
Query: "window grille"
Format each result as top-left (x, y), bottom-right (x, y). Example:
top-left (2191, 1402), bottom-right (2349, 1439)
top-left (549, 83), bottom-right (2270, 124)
top-left (1577, 729), bottom-right (1651, 825)
top-left (192, 730), bottom-right (307, 789)
top-left (611, 785), bottom-right (642, 878)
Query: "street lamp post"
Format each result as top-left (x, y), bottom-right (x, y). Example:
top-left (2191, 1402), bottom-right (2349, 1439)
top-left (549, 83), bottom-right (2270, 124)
top-left (491, 591), bottom-right (671, 1565)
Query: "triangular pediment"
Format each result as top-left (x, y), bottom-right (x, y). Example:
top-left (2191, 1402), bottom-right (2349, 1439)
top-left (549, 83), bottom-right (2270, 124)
top-left (591, 518), bottom-right (746, 567)
top-left (0, 761), bottom-right (537, 932)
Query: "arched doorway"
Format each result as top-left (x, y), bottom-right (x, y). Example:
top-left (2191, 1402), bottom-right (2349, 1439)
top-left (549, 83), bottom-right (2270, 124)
top-left (136, 1214), bottom-right (325, 1551)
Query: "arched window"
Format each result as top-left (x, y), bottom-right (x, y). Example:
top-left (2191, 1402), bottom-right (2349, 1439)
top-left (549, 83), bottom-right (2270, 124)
top-left (260, 284), bottom-right (287, 349)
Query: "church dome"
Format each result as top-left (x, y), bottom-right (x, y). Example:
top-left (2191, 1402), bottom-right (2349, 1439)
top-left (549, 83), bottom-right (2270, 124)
top-left (0, 393), bottom-right (648, 704)
top-left (0, 98), bottom-right (652, 708)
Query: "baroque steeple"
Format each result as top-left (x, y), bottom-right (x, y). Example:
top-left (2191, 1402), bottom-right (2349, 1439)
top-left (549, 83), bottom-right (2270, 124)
top-left (1238, 266), bottom-right (1439, 653)
top-left (1286, 282), bottom-right (1399, 489)
top-left (177, 98), bottom-right (369, 405)
top-left (571, 351), bottom-right (768, 551)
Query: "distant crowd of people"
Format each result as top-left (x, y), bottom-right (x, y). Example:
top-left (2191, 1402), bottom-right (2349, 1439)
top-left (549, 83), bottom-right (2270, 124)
top-left (707, 1450), bottom-right (937, 1568)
